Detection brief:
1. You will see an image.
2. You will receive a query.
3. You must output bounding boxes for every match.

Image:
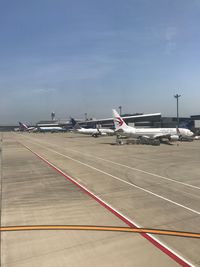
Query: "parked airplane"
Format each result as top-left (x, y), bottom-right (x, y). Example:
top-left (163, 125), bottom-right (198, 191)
top-left (71, 118), bottom-right (114, 137)
top-left (112, 109), bottom-right (194, 144)
top-left (15, 122), bottom-right (65, 133)
top-left (15, 122), bottom-right (37, 132)
top-left (38, 126), bottom-right (65, 133)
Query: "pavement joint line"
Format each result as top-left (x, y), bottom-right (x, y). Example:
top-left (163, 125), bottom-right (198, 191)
top-left (1, 225), bottom-right (200, 238)
top-left (18, 141), bottom-right (194, 267)
top-left (19, 137), bottom-right (200, 216)
top-left (18, 133), bottom-right (200, 191)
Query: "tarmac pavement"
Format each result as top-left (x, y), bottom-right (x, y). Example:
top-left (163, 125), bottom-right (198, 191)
top-left (0, 132), bottom-right (200, 266)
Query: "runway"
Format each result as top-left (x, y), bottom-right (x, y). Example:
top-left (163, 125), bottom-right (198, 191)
top-left (1, 132), bottom-right (200, 266)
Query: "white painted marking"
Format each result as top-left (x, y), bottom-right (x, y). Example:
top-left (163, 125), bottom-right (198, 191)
top-left (62, 148), bottom-right (200, 190)
top-left (21, 142), bottom-right (196, 267)
top-left (19, 134), bottom-right (200, 190)
top-left (19, 136), bottom-right (200, 216)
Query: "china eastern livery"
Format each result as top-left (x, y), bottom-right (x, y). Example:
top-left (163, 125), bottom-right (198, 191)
top-left (112, 109), bottom-right (194, 142)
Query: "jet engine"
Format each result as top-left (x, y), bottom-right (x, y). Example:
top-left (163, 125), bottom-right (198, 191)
top-left (169, 135), bottom-right (179, 141)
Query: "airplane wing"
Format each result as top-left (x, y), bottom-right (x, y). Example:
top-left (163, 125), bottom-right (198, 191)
top-left (28, 127), bottom-right (36, 131)
top-left (153, 133), bottom-right (171, 139)
top-left (141, 135), bottom-right (151, 139)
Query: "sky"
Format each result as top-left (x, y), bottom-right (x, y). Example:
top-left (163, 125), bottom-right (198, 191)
top-left (0, 0), bottom-right (200, 124)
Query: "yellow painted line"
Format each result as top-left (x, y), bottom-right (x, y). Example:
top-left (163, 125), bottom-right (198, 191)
top-left (1, 225), bottom-right (200, 238)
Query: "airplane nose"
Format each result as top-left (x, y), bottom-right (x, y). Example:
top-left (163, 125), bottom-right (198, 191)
top-left (188, 130), bottom-right (194, 136)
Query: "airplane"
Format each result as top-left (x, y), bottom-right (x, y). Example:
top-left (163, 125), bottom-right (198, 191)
top-left (70, 118), bottom-right (114, 137)
top-left (38, 126), bottom-right (66, 133)
top-left (112, 109), bottom-right (194, 144)
top-left (15, 122), bottom-right (38, 132)
top-left (15, 122), bottom-right (66, 133)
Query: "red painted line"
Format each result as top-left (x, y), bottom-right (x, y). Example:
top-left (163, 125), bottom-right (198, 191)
top-left (20, 142), bottom-right (192, 267)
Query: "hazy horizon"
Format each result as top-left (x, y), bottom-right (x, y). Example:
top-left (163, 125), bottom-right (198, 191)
top-left (1, 0), bottom-right (200, 124)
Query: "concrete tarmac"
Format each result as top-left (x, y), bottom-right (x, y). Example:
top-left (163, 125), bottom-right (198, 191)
top-left (0, 132), bottom-right (200, 266)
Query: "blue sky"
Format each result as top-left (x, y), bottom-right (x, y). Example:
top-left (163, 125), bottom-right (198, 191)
top-left (0, 0), bottom-right (200, 124)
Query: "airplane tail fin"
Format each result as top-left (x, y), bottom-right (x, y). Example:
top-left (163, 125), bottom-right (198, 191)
top-left (179, 120), bottom-right (193, 129)
top-left (19, 122), bottom-right (28, 131)
top-left (112, 109), bottom-right (129, 131)
top-left (70, 118), bottom-right (81, 130)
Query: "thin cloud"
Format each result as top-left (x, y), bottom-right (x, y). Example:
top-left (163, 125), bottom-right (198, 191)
top-left (165, 27), bottom-right (177, 41)
top-left (164, 27), bottom-right (177, 54)
top-left (32, 88), bottom-right (57, 94)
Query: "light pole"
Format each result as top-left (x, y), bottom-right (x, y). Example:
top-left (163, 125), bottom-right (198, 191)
top-left (174, 94), bottom-right (181, 128)
top-left (118, 106), bottom-right (122, 116)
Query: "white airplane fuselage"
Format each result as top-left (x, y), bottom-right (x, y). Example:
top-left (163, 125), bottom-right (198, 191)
top-left (77, 128), bottom-right (98, 135)
top-left (77, 128), bottom-right (114, 136)
top-left (39, 127), bottom-right (64, 132)
top-left (118, 125), bottom-right (193, 140)
top-left (112, 109), bottom-right (194, 141)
